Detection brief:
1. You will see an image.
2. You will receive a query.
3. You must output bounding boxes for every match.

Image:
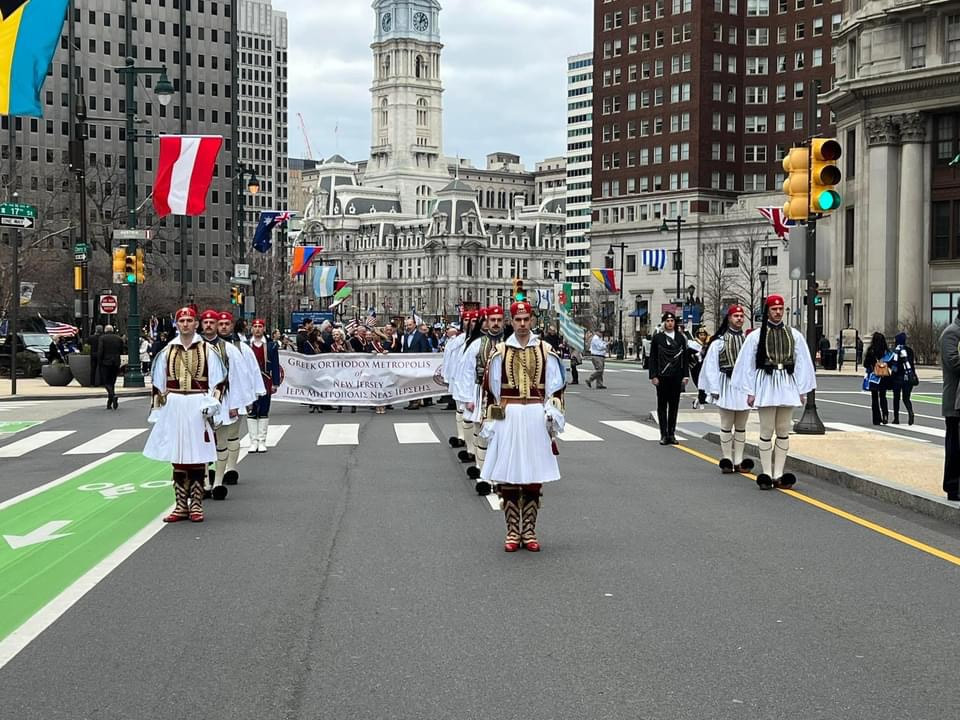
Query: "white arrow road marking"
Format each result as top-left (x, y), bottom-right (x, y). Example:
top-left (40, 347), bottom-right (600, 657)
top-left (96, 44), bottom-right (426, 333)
top-left (3, 521), bottom-right (73, 550)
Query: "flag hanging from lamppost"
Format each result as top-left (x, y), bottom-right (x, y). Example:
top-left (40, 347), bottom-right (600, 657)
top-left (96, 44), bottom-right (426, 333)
top-left (0, 0), bottom-right (70, 117)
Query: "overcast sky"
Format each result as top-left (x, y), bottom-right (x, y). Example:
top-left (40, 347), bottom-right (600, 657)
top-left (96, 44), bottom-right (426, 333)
top-left (281, 0), bottom-right (593, 169)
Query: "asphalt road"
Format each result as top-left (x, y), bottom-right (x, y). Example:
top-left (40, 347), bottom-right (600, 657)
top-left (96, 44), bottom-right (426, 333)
top-left (0, 375), bottom-right (958, 720)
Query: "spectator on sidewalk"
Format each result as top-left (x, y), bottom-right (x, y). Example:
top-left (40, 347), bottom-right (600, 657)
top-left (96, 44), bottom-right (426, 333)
top-left (939, 302), bottom-right (960, 502)
top-left (892, 332), bottom-right (917, 425)
top-left (837, 338), bottom-right (845, 371)
top-left (864, 332), bottom-right (895, 425)
top-left (586, 332), bottom-right (608, 389)
top-left (856, 335), bottom-right (864, 368)
top-left (98, 325), bottom-right (124, 410)
top-left (818, 335), bottom-right (831, 368)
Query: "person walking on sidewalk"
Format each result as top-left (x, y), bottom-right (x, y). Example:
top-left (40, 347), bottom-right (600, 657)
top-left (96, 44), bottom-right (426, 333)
top-left (586, 332), bottom-right (608, 389)
top-left (731, 295), bottom-right (816, 490)
top-left (864, 332), bottom-right (895, 425)
top-left (891, 332), bottom-right (917, 425)
top-left (939, 303), bottom-right (960, 502)
top-left (701, 305), bottom-right (754, 474)
top-left (97, 325), bottom-right (124, 410)
top-left (649, 311), bottom-right (688, 445)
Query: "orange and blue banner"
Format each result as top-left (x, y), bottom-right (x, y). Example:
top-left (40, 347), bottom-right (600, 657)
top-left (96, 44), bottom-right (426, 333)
top-left (592, 268), bottom-right (618, 294)
top-left (0, 0), bottom-right (69, 117)
top-left (290, 246), bottom-right (321, 277)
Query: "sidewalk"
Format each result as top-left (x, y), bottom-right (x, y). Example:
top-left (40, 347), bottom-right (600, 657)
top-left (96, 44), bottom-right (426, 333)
top-left (662, 410), bottom-right (957, 525)
top-left (0, 378), bottom-right (152, 401)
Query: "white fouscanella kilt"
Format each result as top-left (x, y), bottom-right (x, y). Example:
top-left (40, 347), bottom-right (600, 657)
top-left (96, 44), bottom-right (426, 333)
top-left (480, 402), bottom-right (560, 486)
top-left (144, 393), bottom-right (220, 464)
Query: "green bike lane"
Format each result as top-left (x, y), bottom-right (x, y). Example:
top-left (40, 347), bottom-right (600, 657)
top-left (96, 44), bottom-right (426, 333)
top-left (0, 452), bottom-right (173, 665)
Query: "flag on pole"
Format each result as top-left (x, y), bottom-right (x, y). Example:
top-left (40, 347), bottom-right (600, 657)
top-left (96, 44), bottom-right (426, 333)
top-left (252, 211), bottom-right (295, 253)
top-left (758, 207), bottom-right (795, 240)
top-left (43, 318), bottom-right (79, 338)
top-left (641, 248), bottom-right (668, 270)
top-left (410, 306), bottom-right (423, 326)
top-left (0, 0), bottom-right (69, 117)
top-left (311, 265), bottom-right (337, 298)
top-left (152, 135), bottom-right (223, 217)
top-left (364, 309), bottom-right (377, 328)
top-left (291, 246), bottom-right (321, 277)
top-left (592, 268), bottom-right (618, 293)
top-left (557, 308), bottom-right (587, 353)
top-left (328, 285), bottom-right (352, 310)
top-left (554, 282), bottom-right (573, 312)
top-left (535, 288), bottom-right (552, 310)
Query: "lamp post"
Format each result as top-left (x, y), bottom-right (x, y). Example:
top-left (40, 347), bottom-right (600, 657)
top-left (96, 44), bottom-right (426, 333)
top-left (116, 53), bottom-right (174, 388)
top-left (758, 267), bottom-right (769, 321)
top-left (605, 242), bottom-right (627, 359)
top-left (658, 215), bottom-right (687, 308)
top-left (235, 164), bottom-right (261, 266)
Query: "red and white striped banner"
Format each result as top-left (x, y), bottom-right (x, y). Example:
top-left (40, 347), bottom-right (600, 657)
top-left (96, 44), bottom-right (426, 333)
top-left (153, 135), bottom-right (223, 217)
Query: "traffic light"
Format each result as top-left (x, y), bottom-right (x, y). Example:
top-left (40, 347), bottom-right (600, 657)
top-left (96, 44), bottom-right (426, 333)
top-left (112, 247), bottom-right (126, 283)
top-left (810, 138), bottom-right (842, 214)
top-left (135, 248), bottom-right (146, 284)
top-left (124, 253), bottom-right (137, 284)
top-left (230, 286), bottom-right (243, 305)
top-left (782, 145), bottom-right (810, 222)
top-left (512, 278), bottom-right (526, 302)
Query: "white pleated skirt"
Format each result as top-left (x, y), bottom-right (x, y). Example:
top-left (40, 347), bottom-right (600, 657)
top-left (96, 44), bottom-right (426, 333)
top-left (143, 393), bottom-right (220, 464)
top-left (480, 403), bottom-right (560, 486)
top-left (716, 374), bottom-right (751, 412)
top-left (752, 369), bottom-right (803, 408)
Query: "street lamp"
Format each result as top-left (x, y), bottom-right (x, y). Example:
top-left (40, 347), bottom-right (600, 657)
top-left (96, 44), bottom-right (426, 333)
top-left (605, 242), bottom-right (627, 359)
top-left (658, 215), bottom-right (687, 306)
top-left (758, 267), bottom-right (769, 318)
top-left (236, 164), bottom-right (260, 265)
top-left (116, 54), bottom-right (175, 389)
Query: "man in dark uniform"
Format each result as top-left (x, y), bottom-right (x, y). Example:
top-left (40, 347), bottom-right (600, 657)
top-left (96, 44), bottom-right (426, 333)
top-left (649, 311), bottom-right (688, 445)
top-left (97, 325), bottom-right (125, 410)
top-left (940, 299), bottom-right (960, 501)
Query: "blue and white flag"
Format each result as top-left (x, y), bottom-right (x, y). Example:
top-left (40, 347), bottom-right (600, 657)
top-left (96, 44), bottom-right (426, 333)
top-left (641, 248), bottom-right (668, 271)
top-left (535, 288), bottom-right (552, 310)
top-left (312, 265), bottom-right (337, 298)
top-left (252, 211), bottom-right (295, 253)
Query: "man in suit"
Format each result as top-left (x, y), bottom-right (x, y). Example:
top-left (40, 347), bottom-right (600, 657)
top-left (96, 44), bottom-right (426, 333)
top-left (401, 316), bottom-right (431, 408)
top-left (98, 325), bottom-right (125, 409)
top-left (940, 299), bottom-right (960, 502)
top-left (89, 325), bottom-right (104, 386)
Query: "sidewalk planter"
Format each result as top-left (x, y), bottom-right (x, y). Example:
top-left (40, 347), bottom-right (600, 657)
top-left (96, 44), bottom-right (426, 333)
top-left (67, 354), bottom-right (94, 387)
top-left (41, 363), bottom-right (74, 386)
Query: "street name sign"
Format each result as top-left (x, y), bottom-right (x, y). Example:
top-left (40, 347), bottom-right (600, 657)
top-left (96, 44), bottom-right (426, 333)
top-left (234, 263), bottom-right (250, 279)
top-left (0, 202), bottom-right (37, 218)
top-left (229, 276), bottom-right (252, 286)
top-left (112, 229), bottom-right (151, 241)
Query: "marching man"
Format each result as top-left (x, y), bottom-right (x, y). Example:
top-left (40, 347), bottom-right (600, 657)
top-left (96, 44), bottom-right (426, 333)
top-left (467, 305), bottom-right (505, 495)
top-left (246, 318), bottom-right (281, 453)
top-left (452, 309), bottom-right (487, 472)
top-left (731, 295), bottom-right (816, 490)
top-left (701, 304), bottom-right (755, 474)
top-left (480, 300), bottom-right (566, 552)
top-left (442, 310), bottom-right (471, 451)
top-left (144, 307), bottom-right (226, 523)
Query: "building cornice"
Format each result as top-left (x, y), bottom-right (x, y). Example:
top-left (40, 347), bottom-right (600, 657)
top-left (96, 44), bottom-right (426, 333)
top-left (823, 64), bottom-right (960, 110)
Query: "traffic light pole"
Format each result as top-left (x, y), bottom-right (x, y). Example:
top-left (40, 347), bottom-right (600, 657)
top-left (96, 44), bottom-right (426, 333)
top-left (8, 123), bottom-right (19, 396)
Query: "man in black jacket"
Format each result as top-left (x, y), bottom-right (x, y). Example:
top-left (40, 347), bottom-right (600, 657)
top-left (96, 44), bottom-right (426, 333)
top-left (401, 317), bottom-right (431, 408)
top-left (98, 325), bottom-right (125, 409)
top-left (940, 300), bottom-right (960, 502)
top-left (89, 325), bottom-right (103, 386)
top-left (649, 311), bottom-right (689, 445)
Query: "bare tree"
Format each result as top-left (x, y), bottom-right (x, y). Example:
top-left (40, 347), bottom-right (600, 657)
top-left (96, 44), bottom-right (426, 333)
top-left (899, 303), bottom-right (946, 365)
top-left (699, 242), bottom-right (736, 332)
top-left (727, 224), bottom-right (778, 325)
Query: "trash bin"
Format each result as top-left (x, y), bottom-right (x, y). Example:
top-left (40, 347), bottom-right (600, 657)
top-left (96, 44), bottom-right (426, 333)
top-left (822, 349), bottom-right (837, 370)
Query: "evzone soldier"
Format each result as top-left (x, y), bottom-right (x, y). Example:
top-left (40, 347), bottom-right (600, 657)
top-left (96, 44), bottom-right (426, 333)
top-left (246, 318), bottom-right (281, 453)
top-left (442, 310), bottom-right (472, 451)
top-left (144, 306), bottom-right (226, 523)
top-left (701, 304), bottom-right (755, 474)
top-left (467, 305), bottom-right (505, 495)
top-left (479, 300), bottom-right (566, 552)
top-left (452, 309), bottom-right (488, 470)
top-left (731, 294), bottom-right (816, 490)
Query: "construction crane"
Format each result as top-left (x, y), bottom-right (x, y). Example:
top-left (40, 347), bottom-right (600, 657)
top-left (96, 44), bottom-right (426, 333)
top-left (297, 112), bottom-right (314, 160)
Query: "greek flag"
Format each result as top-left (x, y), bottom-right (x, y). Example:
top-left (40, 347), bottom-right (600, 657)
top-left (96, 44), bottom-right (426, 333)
top-left (641, 248), bottom-right (668, 270)
top-left (557, 308), bottom-right (587, 354)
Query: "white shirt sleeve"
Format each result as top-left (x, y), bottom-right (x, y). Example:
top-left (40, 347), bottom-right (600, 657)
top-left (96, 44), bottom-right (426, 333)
top-left (487, 353), bottom-right (503, 403)
top-left (701, 340), bottom-right (723, 396)
top-left (731, 331), bottom-right (760, 396)
top-left (791, 328), bottom-right (817, 395)
top-left (545, 351), bottom-right (565, 397)
top-left (150, 347), bottom-right (168, 394)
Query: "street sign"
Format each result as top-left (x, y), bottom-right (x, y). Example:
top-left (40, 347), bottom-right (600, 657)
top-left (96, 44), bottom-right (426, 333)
top-left (0, 216), bottom-right (34, 229)
top-left (229, 276), bottom-right (252, 286)
top-left (99, 295), bottom-right (118, 315)
top-left (234, 263), bottom-right (250, 279)
top-left (0, 202), bottom-right (37, 218)
top-left (112, 229), bottom-right (151, 241)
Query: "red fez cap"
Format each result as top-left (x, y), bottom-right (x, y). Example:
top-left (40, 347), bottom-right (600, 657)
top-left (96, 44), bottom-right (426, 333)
top-left (478, 307), bottom-right (490, 319)
top-left (487, 305), bottom-right (505, 317)
top-left (252, 318), bottom-right (266, 327)
top-left (200, 309), bottom-right (219, 321)
top-left (510, 300), bottom-right (532, 316)
top-left (175, 306), bottom-right (197, 321)
top-left (765, 294), bottom-right (785, 309)
top-left (726, 304), bottom-right (746, 317)
top-left (218, 311), bottom-right (234, 322)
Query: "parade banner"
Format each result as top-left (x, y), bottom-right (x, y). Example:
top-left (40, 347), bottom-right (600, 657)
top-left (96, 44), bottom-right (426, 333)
top-left (273, 351), bottom-right (446, 406)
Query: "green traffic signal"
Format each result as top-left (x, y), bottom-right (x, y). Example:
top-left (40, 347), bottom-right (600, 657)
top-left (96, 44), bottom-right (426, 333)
top-left (816, 190), bottom-right (842, 211)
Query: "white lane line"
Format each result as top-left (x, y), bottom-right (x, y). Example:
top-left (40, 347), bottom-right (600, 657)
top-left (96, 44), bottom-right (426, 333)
top-left (0, 431), bottom-right (76, 458)
top-left (485, 494), bottom-right (500, 511)
top-left (317, 424), bottom-right (360, 446)
top-left (601, 420), bottom-right (662, 441)
top-left (886, 423), bottom-right (945, 439)
top-left (825, 422), bottom-right (930, 444)
top-left (817, 398), bottom-right (943, 422)
top-left (63, 429), bottom-right (147, 455)
top-left (237, 424), bottom-right (290, 462)
top-left (394, 423), bottom-right (441, 444)
top-left (559, 423), bottom-right (604, 442)
top-left (611, 393), bottom-right (631, 397)
top-left (0, 516), bottom-right (167, 671)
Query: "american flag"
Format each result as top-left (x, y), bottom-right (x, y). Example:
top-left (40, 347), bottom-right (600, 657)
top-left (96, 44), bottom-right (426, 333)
top-left (364, 309), bottom-right (377, 329)
top-left (344, 318), bottom-right (360, 334)
top-left (758, 207), bottom-right (795, 240)
top-left (44, 319), bottom-right (79, 338)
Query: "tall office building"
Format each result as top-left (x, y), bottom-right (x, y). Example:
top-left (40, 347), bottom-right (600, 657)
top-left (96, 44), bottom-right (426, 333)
top-left (565, 52), bottom-right (593, 311)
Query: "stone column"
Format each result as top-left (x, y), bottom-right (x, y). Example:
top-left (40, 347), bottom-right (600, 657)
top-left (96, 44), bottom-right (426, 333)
top-left (865, 115), bottom-right (901, 333)
top-left (896, 112), bottom-right (927, 326)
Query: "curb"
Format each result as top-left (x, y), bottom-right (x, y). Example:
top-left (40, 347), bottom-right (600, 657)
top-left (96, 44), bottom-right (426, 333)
top-left (701, 431), bottom-right (960, 526)
top-left (0, 390), bottom-right (151, 402)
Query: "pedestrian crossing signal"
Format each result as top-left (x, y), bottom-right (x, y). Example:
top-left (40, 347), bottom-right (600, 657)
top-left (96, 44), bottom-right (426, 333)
top-left (124, 254), bottom-right (137, 284)
top-left (512, 278), bottom-right (526, 301)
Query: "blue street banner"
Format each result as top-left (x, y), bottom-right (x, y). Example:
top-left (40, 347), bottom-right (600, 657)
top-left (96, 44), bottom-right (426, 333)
top-left (0, 0), bottom-right (69, 117)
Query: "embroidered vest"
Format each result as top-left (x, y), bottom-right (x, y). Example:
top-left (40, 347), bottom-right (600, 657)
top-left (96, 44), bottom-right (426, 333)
top-left (499, 342), bottom-right (548, 400)
top-left (475, 333), bottom-right (503, 384)
top-left (719, 330), bottom-right (745, 375)
top-left (762, 324), bottom-right (796, 372)
top-left (165, 342), bottom-right (210, 392)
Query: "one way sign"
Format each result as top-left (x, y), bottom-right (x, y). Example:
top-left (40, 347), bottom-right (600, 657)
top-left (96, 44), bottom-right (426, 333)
top-left (0, 216), bottom-right (34, 229)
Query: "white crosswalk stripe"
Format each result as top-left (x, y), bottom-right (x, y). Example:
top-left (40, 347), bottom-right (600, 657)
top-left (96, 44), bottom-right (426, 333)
top-left (0, 431), bottom-right (76, 458)
top-left (601, 420), bottom-right (662, 441)
top-left (317, 423), bottom-right (360, 446)
top-left (64, 428), bottom-right (147, 455)
top-left (238, 424), bottom-right (290, 462)
top-left (394, 422), bottom-right (441, 444)
top-left (558, 423), bottom-right (603, 442)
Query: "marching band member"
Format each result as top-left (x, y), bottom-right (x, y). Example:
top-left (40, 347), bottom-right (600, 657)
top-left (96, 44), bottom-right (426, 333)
top-left (468, 305), bottom-right (505, 495)
top-left (480, 301), bottom-right (566, 552)
top-left (701, 304), bottom-right (755, 474)
top-left (144, 307), bottom-right (226, 523)
top-left (246, 318), bottom-right (281, 453)
top-left (731, 295), bottom-right (816, 490)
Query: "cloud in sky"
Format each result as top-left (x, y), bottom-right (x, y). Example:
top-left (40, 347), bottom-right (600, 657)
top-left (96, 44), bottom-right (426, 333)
top-left (281, 0), bottom-right (593, 168)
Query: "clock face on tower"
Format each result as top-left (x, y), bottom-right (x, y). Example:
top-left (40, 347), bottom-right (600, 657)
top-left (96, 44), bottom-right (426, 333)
top-left (413, 11), bottom-right (429, 32)
top-left (381, 12), bottom-right (392, 32)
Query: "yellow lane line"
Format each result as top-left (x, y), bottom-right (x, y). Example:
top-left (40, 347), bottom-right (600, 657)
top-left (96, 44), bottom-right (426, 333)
top-left (671, 444), bottom-right (960, 569)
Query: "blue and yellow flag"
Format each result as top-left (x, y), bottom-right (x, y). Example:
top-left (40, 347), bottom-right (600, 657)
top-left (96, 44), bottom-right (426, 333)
top-left (0, 0), bottom-right (69, 116)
